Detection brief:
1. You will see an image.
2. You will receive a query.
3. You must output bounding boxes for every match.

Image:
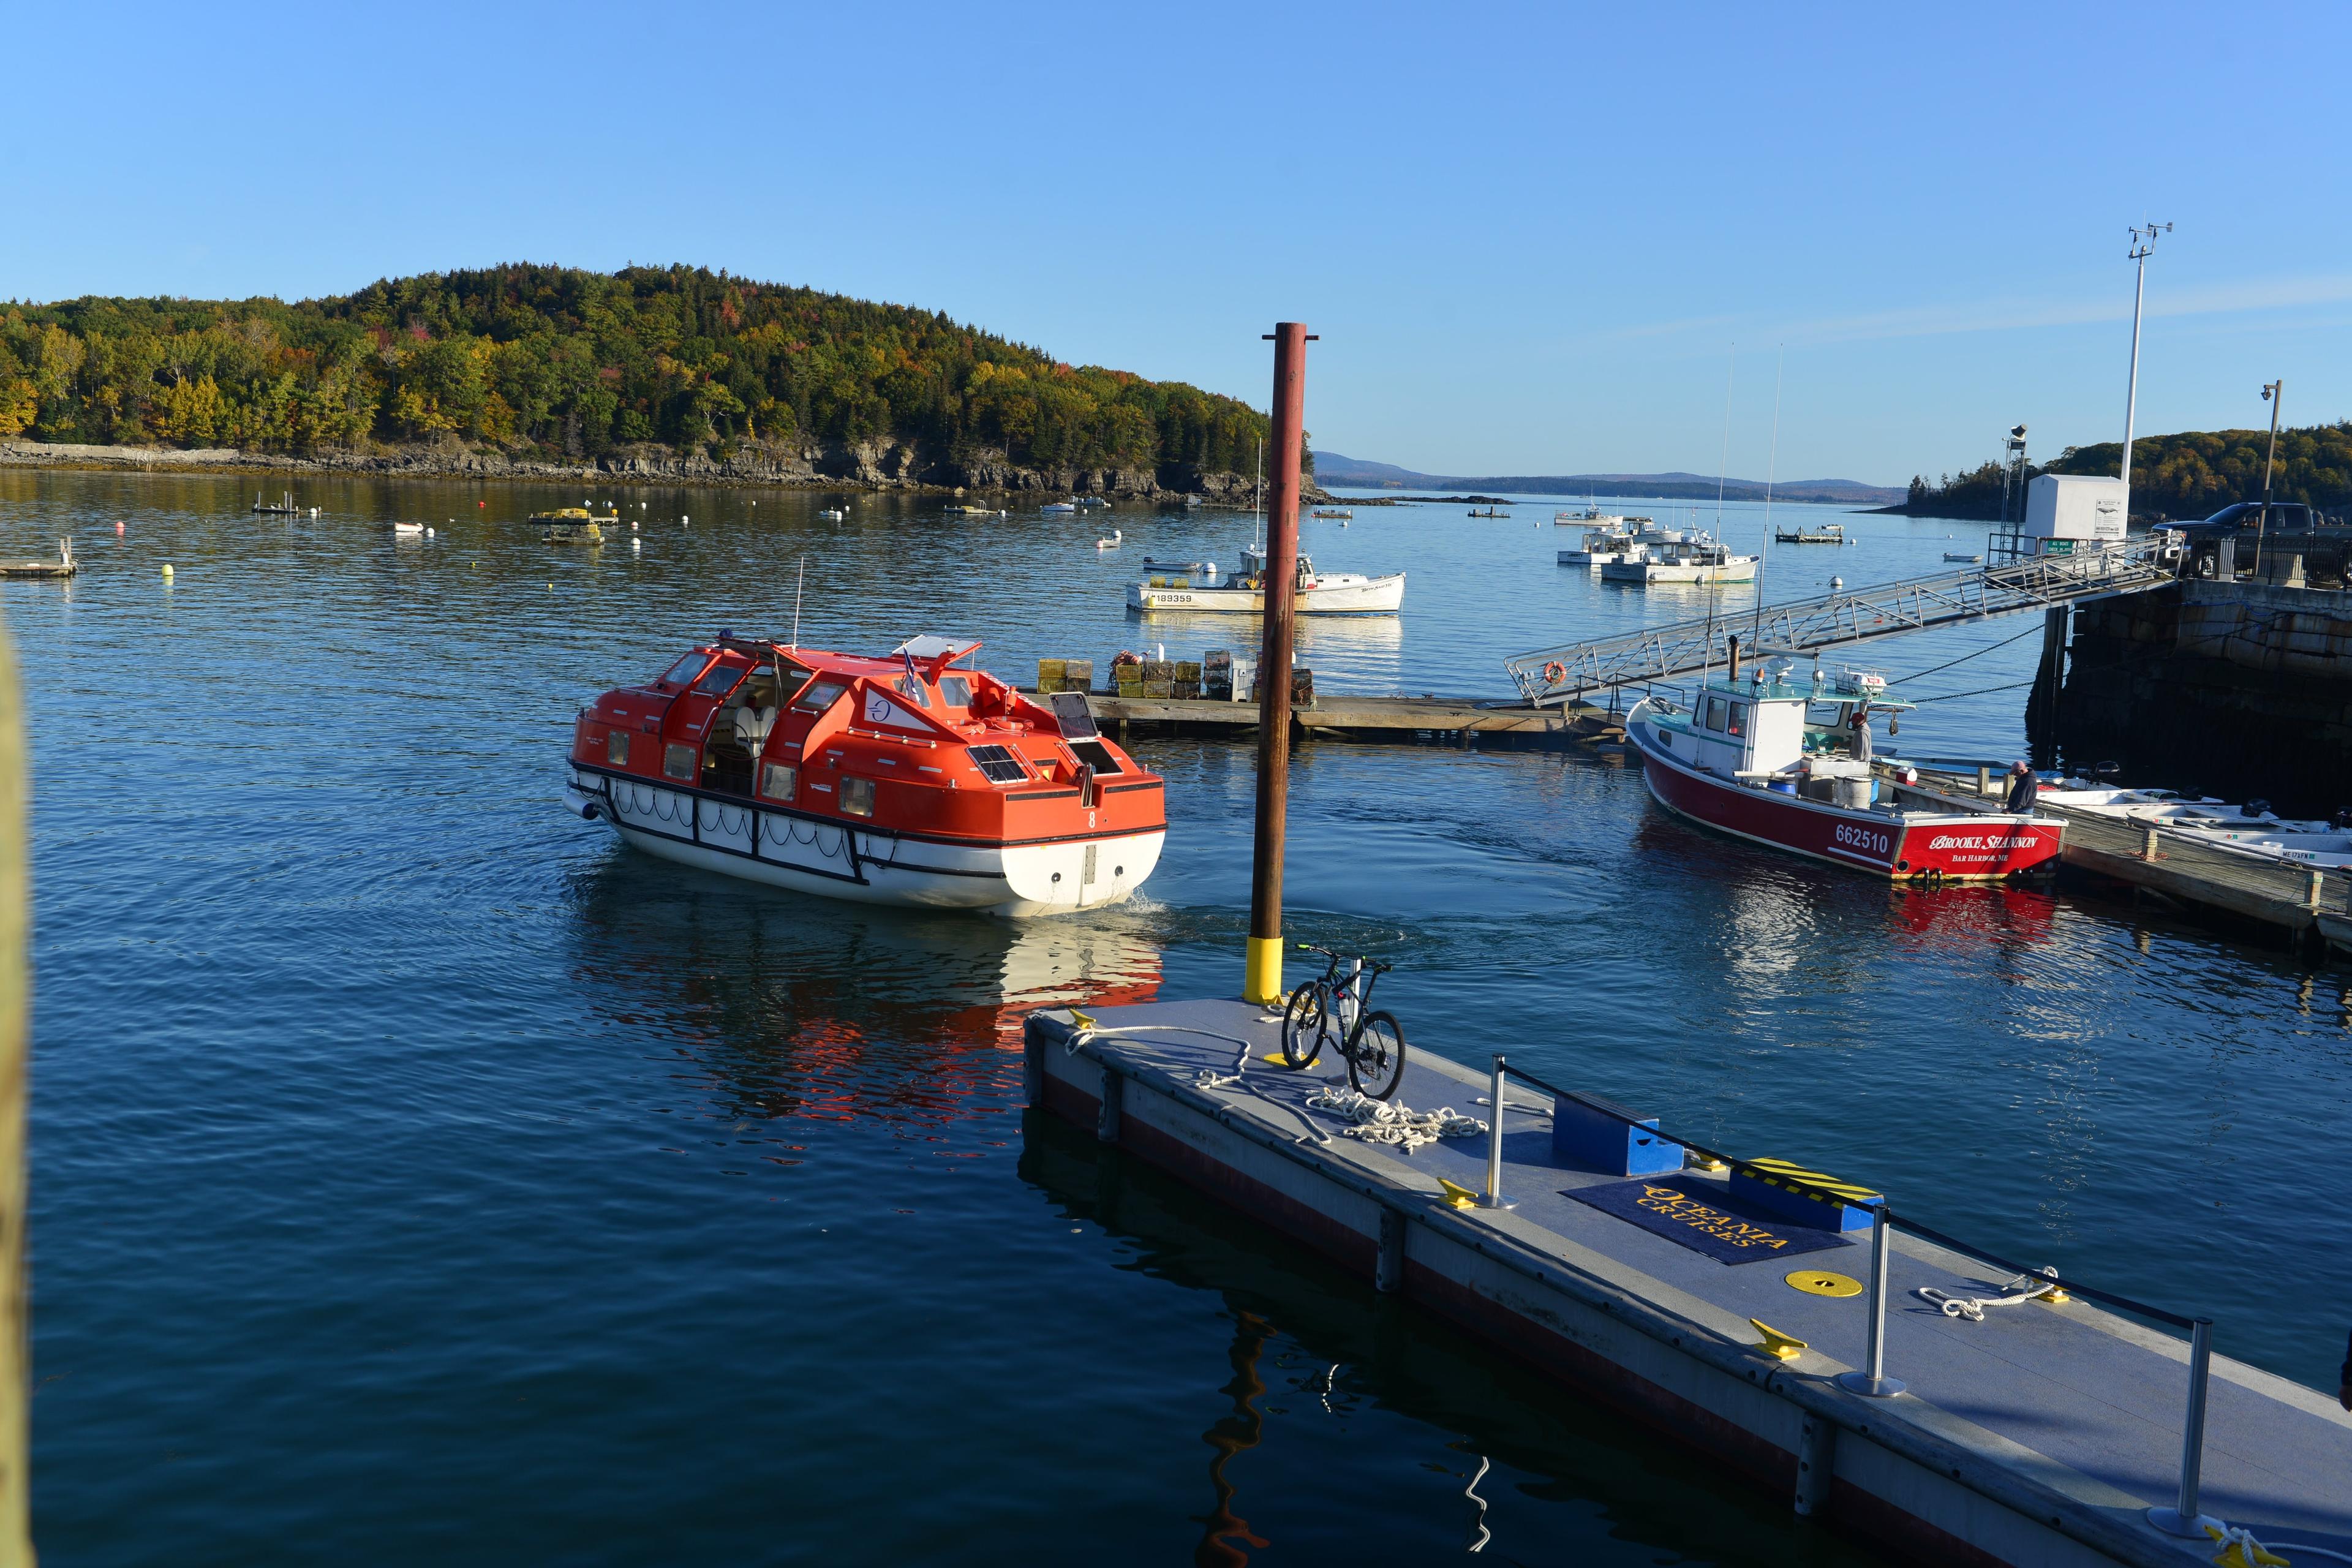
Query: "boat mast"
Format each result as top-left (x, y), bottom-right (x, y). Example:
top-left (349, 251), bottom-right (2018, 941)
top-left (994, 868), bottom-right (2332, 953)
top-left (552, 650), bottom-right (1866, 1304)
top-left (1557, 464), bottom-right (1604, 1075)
top-left (1752, 344), bottom-right (1782, 647)
top-left (1703, 345), bottom-right (1733, 691)
top-left (790, 556), bottom-right (805, 649)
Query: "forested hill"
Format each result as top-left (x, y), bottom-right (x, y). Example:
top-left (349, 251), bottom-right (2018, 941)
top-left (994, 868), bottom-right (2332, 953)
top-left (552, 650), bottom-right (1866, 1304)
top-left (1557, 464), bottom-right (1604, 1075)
top-left (1900, 424), bottom-right (2352, 521)
top-left (0, 265), bottom-right (1273, 488)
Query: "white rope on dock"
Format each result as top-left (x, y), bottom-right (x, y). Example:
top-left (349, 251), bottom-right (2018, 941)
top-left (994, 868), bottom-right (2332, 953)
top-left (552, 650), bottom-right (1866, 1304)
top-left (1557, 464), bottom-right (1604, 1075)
top-left (1302, 1085), bottom-right (1487, 1153)
top-left (1915, 1267), bottom-right (2063, 1321)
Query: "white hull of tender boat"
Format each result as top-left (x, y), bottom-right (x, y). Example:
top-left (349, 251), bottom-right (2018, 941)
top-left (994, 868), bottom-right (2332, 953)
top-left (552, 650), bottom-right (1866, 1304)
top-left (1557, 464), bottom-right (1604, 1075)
top-left (568, 775), bottom-right (1165, 916)
top-left (1602, 557), bottom-right (1758, 584)
top-left (1558, 549), bottom-right (1634, 567)
top-left (1126, 572), bottom-right (1405, 614)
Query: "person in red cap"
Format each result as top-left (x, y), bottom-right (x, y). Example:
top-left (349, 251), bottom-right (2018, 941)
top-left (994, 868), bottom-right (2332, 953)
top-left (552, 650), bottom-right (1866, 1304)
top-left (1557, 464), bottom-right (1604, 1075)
top-left (2003, 760), bottom-right (2038, 814)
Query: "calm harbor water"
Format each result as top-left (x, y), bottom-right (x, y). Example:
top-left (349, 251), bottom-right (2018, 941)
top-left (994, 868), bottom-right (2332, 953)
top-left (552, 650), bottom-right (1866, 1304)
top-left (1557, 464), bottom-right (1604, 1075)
top-left (9, 470), bottom-right (2350, 1564)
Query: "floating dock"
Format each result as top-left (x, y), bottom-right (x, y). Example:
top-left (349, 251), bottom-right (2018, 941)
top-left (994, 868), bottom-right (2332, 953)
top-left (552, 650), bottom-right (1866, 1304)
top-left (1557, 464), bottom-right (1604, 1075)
top-left (1058, 690), bottom-right (1618, 747)
top-left (0, 542), bottom-right (76, 579)
top-left (1025, 999), bottom-right (2352, 1567)
top-left (1905, 769), bottom-right (2351, 944)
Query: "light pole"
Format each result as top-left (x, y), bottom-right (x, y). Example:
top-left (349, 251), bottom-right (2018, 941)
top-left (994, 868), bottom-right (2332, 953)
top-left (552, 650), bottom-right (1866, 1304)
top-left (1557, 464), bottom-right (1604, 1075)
top-left (2001, 423), bottom-right (2028, 527)
top-left (2253, 380), bottom-right (2283, 576)
top-left (2120, 222), bottom-right (2171, 518)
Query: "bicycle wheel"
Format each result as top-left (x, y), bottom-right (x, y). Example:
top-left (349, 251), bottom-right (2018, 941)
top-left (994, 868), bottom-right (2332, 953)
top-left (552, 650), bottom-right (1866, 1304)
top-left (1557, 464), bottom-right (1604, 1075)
top-left (1281, 984), bottom-right (1331, 1069)
top-left (1348, 1011), bottom-right (1407, 1101)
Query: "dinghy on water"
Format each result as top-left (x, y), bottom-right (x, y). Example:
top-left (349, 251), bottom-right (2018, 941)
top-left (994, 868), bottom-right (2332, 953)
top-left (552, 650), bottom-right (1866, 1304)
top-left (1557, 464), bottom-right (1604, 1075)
top-left (1126, 542), bottom-right (1403, 614)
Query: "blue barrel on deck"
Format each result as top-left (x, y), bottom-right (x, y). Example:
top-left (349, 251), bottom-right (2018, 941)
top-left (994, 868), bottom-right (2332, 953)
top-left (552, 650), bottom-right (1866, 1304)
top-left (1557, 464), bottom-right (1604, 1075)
top-left (1553, 1091), bottom-right (1684, 1177)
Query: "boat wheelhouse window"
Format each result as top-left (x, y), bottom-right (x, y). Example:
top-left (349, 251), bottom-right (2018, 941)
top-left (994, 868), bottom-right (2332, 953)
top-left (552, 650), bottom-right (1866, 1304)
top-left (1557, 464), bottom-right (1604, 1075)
top-left (760, 762), bottom-right (797, 801)
top-left (894, 676), bottom-right (932, 707)
top-left (967, 744), bottom-right (1030, 783)
top-left (1705, 696), bottom-right (1728, 732)
top-left (839, 776), bottom-right (875, 817)
top-left (793, 679), bottom-right (848, 713)
top-left (693, 662), bottom-right (745, 696)
top-left (664, 743), bottom-right (697, 781)
top-left (1727, 702), bottom-right (1748, 738)
top-left (939, 676), bottom-right (973, 707)
top-left (606, 730), bottom-right (630, 766)
top-left (661, 654), bottom-right (710, 687)
top-left (1068, 739), bottom-right (1124, 775)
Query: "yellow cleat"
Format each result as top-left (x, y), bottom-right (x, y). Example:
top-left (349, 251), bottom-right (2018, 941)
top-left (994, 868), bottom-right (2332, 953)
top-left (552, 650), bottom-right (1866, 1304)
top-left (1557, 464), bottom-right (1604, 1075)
top-left (2204, 1524), bottom-right (2291, 1567)
top-left (1438, 1177), bottom-right (1479, 1209)
top-left (1068, 1010), bottom-right (1096, 1033)
top-left (1750, 1319), bottom-right (1809, 1360)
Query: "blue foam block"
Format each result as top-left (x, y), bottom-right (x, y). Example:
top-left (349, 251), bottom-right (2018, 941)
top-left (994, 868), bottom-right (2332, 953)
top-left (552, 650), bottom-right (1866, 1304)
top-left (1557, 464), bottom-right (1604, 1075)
top-left (1552, 1092), bottom-right (1683, 1177)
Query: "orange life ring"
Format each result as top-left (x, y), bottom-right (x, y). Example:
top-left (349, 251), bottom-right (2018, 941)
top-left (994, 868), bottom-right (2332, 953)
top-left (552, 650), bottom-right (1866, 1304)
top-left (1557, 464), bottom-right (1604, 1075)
top-left (1542, 660), bottom-right (1567, 685)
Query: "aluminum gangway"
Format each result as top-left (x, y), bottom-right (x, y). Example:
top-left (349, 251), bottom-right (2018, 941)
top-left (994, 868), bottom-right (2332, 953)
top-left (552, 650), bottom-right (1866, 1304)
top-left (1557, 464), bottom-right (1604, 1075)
top-left (1504, 537), bottom-right (2176, 706)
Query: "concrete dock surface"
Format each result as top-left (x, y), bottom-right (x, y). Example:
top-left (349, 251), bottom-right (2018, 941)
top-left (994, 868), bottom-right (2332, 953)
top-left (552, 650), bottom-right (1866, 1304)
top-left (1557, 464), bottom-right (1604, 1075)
top-left (1027, 997), bottom-right (2352, 1567)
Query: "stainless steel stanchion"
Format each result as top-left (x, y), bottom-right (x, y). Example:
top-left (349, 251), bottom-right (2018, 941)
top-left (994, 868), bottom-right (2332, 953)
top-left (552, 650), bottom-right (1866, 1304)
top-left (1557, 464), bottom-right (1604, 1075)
top-left (2146, 1318), bottom-right (2222, 1537)
top-left (1477, 1055), bottom-right (1516, 1210)
top-left (1834, 1206), bottom-right (1906, 1398)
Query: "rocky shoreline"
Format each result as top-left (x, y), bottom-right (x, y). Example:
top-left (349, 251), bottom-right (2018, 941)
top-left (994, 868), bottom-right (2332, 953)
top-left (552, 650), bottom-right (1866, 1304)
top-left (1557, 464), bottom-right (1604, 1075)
top-left (0, 436), bottom-right (1325, 503)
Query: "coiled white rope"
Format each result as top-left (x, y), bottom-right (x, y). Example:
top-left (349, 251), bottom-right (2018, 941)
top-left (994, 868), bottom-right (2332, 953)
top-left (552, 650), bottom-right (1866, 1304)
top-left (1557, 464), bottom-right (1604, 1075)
top-left (1303, 1085), bottom-right (1486, 1153)
top-left (1916, 1267), bottom-right (2064, 1321)
top-left (2208, 1521), bottom-right (2346, 1566)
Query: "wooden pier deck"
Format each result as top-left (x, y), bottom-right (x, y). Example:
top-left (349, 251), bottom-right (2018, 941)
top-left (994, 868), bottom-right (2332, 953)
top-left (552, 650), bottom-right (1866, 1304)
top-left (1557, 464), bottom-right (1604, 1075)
top-left (1027, 999), bottom-right (2352, 1567)
top-left (1042, 690), bottom-right (1618, 746)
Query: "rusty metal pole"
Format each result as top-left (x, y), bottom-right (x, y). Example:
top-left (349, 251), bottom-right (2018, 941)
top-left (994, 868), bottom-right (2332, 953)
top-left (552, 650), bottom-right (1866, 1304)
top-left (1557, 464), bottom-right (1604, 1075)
top-left (1245, 323), bottom-right (1310, 1004)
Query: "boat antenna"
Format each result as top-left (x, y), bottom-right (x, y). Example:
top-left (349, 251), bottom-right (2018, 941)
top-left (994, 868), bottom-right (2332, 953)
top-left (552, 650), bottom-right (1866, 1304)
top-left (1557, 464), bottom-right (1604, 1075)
top-left (790, 556), bottom-right (805, 649)
top-left (1751, 344), bottom-right (1782, 648)
top-left (1702, 344), bottom-right (1733, 690)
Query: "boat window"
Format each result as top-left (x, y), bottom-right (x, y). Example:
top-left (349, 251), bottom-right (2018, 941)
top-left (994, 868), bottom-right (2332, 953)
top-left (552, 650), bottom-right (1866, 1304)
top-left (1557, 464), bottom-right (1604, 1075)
top-left (664, 743), bottom-right (697, 782)
top-left (661, 654), bottom-right (709, 687)
top-left (793, 679), bottom-right (848, 714)
top-left (1069, 739), bottom-right (1124, 775)
top-left (693, 662), bottom-right (744, 696)
top-left (1727, 702), bottom-right (1748, 738)
top-left (760, 762), bottom-right (797, 801)
top-left (839, 776), bottom-right (875, 817)
top-left (939, 676), bottom-right (973, 707)
top-left (967, 744), bottom-right (1029, 783)
top-left (1705, 696), bottom-right (1728, 732)
top-left (894, 676), bottom-right (932, 707)
top-left (606, 730), bottom-right (630, 766)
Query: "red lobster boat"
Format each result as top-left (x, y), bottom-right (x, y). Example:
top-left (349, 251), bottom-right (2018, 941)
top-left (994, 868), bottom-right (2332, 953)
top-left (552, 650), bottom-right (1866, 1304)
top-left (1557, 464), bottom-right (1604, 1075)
top-left (1624, 663), bottom-right (2061, 880)
top-left (563, 635), bottom-right (1166, 915)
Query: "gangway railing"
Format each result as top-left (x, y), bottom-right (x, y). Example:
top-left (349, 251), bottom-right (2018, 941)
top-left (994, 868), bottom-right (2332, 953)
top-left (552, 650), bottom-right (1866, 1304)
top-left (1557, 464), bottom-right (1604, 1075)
top-left (1505, 537), bottom-right (2176, 706)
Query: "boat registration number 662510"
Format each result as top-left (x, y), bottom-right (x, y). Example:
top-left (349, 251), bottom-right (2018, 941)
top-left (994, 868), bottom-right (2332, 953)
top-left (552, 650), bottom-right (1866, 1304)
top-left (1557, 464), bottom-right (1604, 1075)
top-left (1833, 822), bottom-right (1890, 857)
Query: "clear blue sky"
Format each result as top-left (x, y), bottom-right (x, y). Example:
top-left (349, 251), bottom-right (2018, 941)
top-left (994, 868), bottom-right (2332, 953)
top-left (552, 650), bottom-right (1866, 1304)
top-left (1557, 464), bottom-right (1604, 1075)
top-left (6, 1), bottom-right (2347, 486)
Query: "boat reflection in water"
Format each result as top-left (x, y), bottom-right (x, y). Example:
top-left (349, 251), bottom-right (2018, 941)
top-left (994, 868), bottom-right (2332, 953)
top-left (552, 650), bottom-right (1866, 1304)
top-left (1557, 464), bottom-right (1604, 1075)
top-left (568, 862), bottom-right (1161, 1136)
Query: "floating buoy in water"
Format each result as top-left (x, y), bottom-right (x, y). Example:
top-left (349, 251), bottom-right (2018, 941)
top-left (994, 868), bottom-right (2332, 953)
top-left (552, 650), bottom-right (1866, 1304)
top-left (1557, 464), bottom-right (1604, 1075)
top-left (631, 520), bottom-right (639, 531)
top-left (426, 527), bottom-right (435, 538)
top-left (478, 501), bottom-right (485, 508)
top-left (161, 564), bottom-right (174, 580)
top-left (115, 521), bottom-right (125, 535)
top-left (631, 538), bottom-right (641, 552)
top-left (681, 514), bottom-right (689, 524)
top-left (1831, 575), bottom-right (1845, 589)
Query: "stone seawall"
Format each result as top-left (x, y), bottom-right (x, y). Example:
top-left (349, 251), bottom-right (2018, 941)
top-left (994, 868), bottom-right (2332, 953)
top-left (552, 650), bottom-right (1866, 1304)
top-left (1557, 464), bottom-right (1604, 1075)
top-left (2056, 580), bottom-right (2352, 814)
top-left (0, 437), bottom-right (1292, 502)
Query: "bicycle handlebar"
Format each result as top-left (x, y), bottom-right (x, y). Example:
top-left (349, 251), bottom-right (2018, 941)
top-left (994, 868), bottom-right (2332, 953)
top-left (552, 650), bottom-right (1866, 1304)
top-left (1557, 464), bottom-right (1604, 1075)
top-left (1293, 943), bottom-right (1392, 974)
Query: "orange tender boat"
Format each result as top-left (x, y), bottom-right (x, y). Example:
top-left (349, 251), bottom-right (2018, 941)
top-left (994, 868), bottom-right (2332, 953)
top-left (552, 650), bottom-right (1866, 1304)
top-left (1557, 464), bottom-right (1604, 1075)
top-left (564, 635), bottom-right (1167, 915)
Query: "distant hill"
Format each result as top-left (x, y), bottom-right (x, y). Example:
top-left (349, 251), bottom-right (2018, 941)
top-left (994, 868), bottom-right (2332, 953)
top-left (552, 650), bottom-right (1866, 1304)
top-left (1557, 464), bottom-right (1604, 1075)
top-left (0, 265), bottom-right (1275, 494)
top-left (1894, 423), bottom-right (2352, 522)
top-left (1311, 450), bottom-right (1901, 507)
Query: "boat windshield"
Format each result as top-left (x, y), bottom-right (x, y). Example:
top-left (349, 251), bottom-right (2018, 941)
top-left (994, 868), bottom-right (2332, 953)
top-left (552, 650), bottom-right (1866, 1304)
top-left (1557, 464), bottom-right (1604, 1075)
top-left (692, 662), bottom-right (744, 696)
top-left (793, 679), bottom-right (848, 713)
top-left (661, 654), bottom-right (711, 686)
top-left (939, 676), bottom-right (973, 707)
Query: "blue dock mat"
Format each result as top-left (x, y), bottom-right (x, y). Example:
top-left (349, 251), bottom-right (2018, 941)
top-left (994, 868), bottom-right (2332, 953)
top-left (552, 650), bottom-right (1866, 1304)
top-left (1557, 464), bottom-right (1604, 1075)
top-left (1564, 1175), bottom-right (1858, 1265)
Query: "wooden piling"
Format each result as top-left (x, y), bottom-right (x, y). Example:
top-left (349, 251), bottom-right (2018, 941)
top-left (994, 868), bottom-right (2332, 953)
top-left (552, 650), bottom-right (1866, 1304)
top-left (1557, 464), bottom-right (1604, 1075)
top-left (1245, 323), bottom-right (1310, 1005)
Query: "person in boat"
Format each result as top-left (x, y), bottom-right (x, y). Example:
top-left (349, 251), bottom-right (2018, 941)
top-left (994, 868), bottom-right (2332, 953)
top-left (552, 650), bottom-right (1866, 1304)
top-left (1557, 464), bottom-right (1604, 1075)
top-left (1850, 705), bottom-right (1873, 763)
top-left (2004, 760), bottom-right (2039, 814)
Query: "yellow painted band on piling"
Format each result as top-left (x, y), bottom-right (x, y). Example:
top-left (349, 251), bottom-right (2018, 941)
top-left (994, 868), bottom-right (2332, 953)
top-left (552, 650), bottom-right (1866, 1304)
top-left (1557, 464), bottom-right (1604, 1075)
top-left (1244, 936), bottom-right (1285, 1005)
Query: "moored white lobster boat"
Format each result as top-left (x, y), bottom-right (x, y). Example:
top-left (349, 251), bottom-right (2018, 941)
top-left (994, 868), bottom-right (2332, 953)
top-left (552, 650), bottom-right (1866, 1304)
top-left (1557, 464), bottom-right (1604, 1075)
top-left (1624, 662), bottom-right (2062, 880)
top-left (565, 635), bottom-right (1166, 915)
top-left (1126, 543), bottom-right (1403, 614)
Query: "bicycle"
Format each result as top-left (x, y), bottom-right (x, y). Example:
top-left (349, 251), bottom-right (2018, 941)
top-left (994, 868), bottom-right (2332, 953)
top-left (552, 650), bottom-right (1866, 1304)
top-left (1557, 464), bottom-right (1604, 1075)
top-left (1280, 944), bottom-right (1408, 1101)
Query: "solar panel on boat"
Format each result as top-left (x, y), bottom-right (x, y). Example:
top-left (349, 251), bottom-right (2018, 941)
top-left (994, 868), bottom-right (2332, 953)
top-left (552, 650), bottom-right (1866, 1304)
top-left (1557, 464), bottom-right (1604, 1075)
top-left (967, 745), bottom-right (1029, 783)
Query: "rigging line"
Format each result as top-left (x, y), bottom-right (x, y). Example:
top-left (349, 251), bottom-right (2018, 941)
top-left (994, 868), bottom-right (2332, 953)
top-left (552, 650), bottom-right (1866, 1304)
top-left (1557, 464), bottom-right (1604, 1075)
top-left (1887, 623), bottom-right (2041, 683)
top-left (1909, 678), bottom-right (2037, 704)
top-left (1752, 344), bottom-right (1782, 645)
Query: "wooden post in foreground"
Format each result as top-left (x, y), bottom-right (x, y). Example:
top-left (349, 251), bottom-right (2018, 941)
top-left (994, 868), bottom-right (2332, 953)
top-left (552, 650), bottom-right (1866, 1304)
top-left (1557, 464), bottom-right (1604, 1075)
top-left (1245, 323), bottom-right (1310, 1005)
top-left (0, 606), bottom-right (29, 1567)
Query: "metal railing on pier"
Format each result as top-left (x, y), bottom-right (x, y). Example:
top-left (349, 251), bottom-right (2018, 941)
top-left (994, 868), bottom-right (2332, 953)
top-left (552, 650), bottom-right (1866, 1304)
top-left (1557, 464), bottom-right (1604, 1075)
top-left (1504, 538), bottom-right (2176, 706)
